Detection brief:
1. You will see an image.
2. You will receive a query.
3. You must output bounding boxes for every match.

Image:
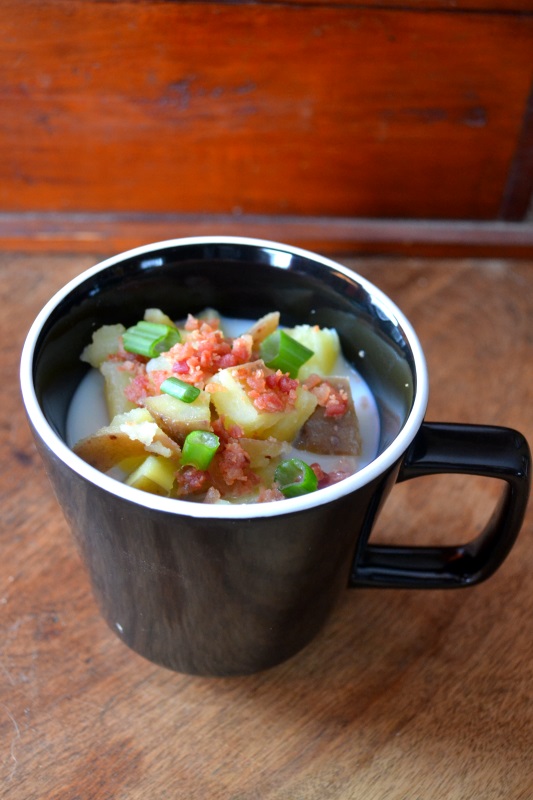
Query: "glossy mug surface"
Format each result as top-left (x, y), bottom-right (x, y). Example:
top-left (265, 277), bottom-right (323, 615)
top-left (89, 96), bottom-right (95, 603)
top-left (20, 237), bottom-right (531, 676)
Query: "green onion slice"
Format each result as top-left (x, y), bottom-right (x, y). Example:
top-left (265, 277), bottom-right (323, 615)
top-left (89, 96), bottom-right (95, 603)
top-left (274, 458), bottom-right (318, 498)
top-left (122, 321), bottom-right (181, 358)
top-left (160, 377), bottom-right (201, 403)
top-left (260, 330), bottom-right (313, 378)
top-left (181, 430), bottom-right (220, 470)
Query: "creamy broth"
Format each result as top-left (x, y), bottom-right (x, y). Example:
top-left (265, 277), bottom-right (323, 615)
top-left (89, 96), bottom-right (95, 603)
top-left (67, 316), bottom-right (380, 488)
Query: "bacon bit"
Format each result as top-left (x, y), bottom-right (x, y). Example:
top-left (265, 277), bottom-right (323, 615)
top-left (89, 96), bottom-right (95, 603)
top-left (173, 360), bottom-right (190, 374)
top-left (308, 379), bottom-right (348, 418)
top-left (116, 359), bottom-right (144, 374)
top-left (164, 318), bottom-right (252, 387)
top-left (218, 441), bottom-right (253, 486)
top-left (175, 466), bottom-right (210, 497)
top-left (310, 462), bottom-right (326, 482)
top-left (302, 373), bottom-right (323, 390)
top-left (205, 382), bottom-right (227, 394)
top-left (206, 420), bottom-right (259, 493)
top-left (232, 363), bottom-right (298, 413)
top-left (123, 368), bottom-right (170, 404)
top-left (124, 373), bottom-right (151, 404)
top-left (228, 424), bottom-right (245, 440)
top-left (203, 487), bottom-right (222, 504)
top-left (211, 417), bottom-right (244, 443)
top-left (311, 462), bottom-right (351, 489)
top-left (324, 388), bottom-right (349, 418)
top-left (257, 485), bottom-right (285, 502)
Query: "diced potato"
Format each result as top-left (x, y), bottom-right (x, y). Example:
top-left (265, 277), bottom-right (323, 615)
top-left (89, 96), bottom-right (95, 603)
top-left (208, 363), bottom-right (285, 437)
top-left (262, 387), bottom-right (318, 442)
top-left (240, 437), bottom-right (290, 485)
top-left (125, 454), bottom-right (178, 495)
top-left (100, 360), bottom-right (137, 418)
top-left (143, 308), bottom-right (177, 328)
top-left (144, 391), bottom-right (212, 445)
top-left (293, 377), bottom-right (361, 456)
top-left (246, 311), bottom-right (280, 346)
top-left (73, 408), bottom-right (181, 472)
top-left (80, 324), bottom-right (126, 368)
top-left (118, 455), bottom-right (146, 474)
top-left (286, 325), bottom-right (340, 380)
top-left (209, 363), bottom-right (317, 442)
top-left (239, 437), bottom-right (289, 470)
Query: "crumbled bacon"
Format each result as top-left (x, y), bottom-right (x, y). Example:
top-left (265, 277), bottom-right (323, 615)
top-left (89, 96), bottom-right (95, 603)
top-left (302, 373), bottom-right (323, 390)
top-left (257, 485), bottom-right (285, 502)
top-left (217, 441), bottom-right (252, 486)
top-left (311, 462), bottom-right (351, 489)
top-left (175, 466), bottom-right (210, 496)
top-left (203, 487), bottom-right (222, 504)
top-left (123, 368), bottom-right (169, 404)
top-left (166, 318), bottom-right (253, 387)
top-left (212, 418), bottom-right (244, 442)
top-left (232, 363), bottom-right (299, 413)
top-left (307, 378), bottom-right (348, 418)
top-left (207, 419), bottom-right (259, 493)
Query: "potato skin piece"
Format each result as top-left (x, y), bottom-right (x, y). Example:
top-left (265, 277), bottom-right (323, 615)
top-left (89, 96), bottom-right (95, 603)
top-left (73, 409), bottom-right (181, 472)
top-left (144, 392), bottom-right (211, 446)
top-left (292, 377), bottom-right (361, 456)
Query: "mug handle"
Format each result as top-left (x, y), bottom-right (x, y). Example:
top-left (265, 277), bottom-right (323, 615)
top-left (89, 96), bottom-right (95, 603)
top-left (350, 423), bottom-right (531, 589)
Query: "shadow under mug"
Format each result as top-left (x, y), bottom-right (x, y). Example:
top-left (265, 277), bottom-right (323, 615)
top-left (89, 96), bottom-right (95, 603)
top-left (20, 237), bottom-right (531, 676)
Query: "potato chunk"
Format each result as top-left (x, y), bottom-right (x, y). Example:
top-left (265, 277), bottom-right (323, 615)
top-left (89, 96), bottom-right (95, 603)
top-left (240, 437), bottom-right (290, 485)
top-left (246, 311), bottom-right (280, 346)
top-left (208, 361), bottom-right (317, 441)
top-left (80, 324), bottom-right (126, 368)
top-left (125, 454), bottom-right (178, 495)
top-left (144, 391), bottom-right (212, 446)
top-left (100, 360), bottom-right (137, 418)
top-left (286, 324), bottom-right (340, 380)
top-left (73, 408), bottom-right (181, 472)
top-left (293, 377), bottom-right (361, 456)
top-left (262, 388), bottom-right (317, 442)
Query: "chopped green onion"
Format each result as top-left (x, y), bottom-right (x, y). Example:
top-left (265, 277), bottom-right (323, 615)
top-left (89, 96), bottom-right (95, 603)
top-left (160, 377), bottom-right (201, 403)
top-left (122, 321), bottom-right (181, 358)
top-left (181, 430), bottom-right (220, 470)
top-left (260, 330), bottom-right (314, 378)
top-left (274, 458), bottom-right (318, 498)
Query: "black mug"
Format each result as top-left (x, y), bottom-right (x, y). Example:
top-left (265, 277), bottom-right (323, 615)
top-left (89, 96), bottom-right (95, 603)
top-left (20, 238), bottom-right (531, 676)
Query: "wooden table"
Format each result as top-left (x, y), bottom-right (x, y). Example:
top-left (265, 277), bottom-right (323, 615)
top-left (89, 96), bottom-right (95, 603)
top-left (2, 252), bottom-right (533, 799)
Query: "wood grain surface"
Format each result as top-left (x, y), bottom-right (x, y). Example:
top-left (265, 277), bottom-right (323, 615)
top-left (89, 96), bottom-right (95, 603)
top-left (2, 251), bottom-right (533, 799)
top-left (2, 0), bottom-right (533, 222)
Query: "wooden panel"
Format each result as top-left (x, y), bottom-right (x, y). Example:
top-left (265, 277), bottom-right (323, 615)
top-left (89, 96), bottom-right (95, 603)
top-left (500, 82), bottom-right (533, 220)
top-left (2, 0), bottom-right (533, 222)
top-left (2, 211), bottom-right (533, 258)
top-left (256, 0), bottom-right (533, 9)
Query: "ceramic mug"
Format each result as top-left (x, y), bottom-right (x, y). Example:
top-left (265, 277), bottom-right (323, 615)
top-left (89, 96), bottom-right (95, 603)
top-left (20, 237), bottom-right (531, 676)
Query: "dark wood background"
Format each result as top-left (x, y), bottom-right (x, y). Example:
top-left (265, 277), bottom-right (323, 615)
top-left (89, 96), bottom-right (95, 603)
top-left (2, 0), bottom-right (533, 256)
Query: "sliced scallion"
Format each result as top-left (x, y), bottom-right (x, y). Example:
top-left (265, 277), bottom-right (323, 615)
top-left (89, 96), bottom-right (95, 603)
top-left (122, 321), bottom-right (181, 358)
top-left (181, 430), bottom-right (220, 470)
top-left (274, 458), bottom-right (318, 498)
top-left (260, 329), bottom-right (313, 378)
top-left (160, 377), bottom-right (201, 403)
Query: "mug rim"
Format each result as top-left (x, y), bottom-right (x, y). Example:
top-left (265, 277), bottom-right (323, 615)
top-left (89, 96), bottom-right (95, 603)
top-left (20, 236), bottom-right (429, 519)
